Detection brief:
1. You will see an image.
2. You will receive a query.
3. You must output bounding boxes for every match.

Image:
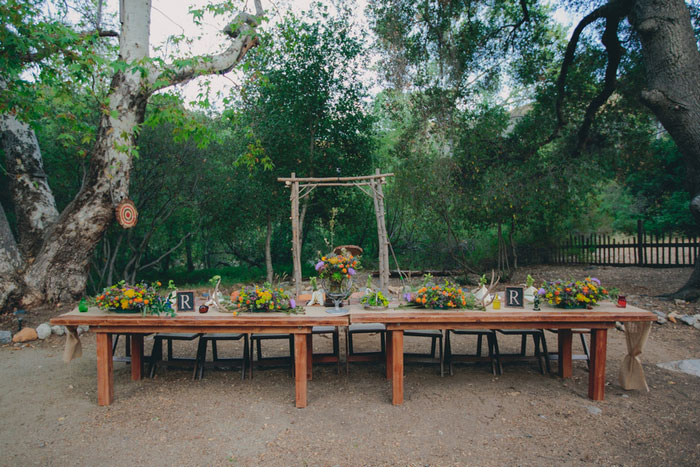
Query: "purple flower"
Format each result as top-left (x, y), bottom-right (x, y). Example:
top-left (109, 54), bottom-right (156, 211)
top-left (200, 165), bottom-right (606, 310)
top-left (289, 298), bottom-right (296, 309)
top-left (403, 292), bottom-right (413, 302)
top-left (538, 288), bottom-right (545, 295)
top-left (590, 277), bottom-right (601, 286)
top-left (315, 261), bottom-right (324, 271)
top-left (348, 267), bottom-right (355, 276)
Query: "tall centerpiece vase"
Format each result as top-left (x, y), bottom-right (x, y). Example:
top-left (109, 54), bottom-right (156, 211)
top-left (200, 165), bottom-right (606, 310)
top-left (323, 277), bottom-right (352, 315)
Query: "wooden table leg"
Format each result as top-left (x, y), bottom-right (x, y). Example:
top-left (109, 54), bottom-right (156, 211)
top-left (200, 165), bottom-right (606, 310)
top-left (392, 330), bottom-right (404, 405)
top-left (588, 329), bottom-right (607, 401)
top-left (294, 333), bottom-right (308, 408)
top-left (306, 333), bottom-right (313, 381)
top-left (96, 333), bottom-right (114, 406)
top-left (558, 329), bottom-right (573, 378)
top-left (386, 330), bottom-right (394, 380)
top-left (130, 334), bottom-right (144, 381)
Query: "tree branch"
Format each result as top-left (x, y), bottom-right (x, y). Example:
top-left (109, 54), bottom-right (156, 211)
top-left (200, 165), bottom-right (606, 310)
top-left (549, 0), bottom-right (632, 145)
top-left (150, 0), bottom-right (264, 91)
top-left (138, 231), bottom-right (192, 271)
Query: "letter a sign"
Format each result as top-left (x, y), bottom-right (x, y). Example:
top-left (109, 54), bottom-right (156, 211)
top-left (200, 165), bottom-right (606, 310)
top-left (505, 287), bottom-right (524, 308)
top-left (176, 291), bottom-right (195, 311)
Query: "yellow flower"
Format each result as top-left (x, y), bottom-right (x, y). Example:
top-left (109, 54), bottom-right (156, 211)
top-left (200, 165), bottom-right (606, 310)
top-left (120, 299), bottom-right (129, 309)
top-left (124, 289), bottom-right (136, 298)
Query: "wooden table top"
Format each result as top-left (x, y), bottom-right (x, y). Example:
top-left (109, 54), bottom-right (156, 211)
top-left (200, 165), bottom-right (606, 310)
top-left (50, 306), bottom-right (350, 328)
top-left (348, 302), bottom-right (655, 324)
top-left (50, 301), bottom-right (654, 329)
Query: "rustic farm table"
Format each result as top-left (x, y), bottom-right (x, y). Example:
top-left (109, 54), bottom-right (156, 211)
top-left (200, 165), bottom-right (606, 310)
top-left (50, 307), bottom-right (349, 408)
top-left (348, 303), bottom-right (655, 405)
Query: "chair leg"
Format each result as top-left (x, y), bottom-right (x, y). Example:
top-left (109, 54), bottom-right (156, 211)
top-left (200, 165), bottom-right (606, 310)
top-left (487, 334), bottom-right (498, 376)
top-left (125, 335), bottom-right (131, 358)
top-left (446, 331), bottom-right (454, 377)
top-left (438, 332), bottom-right (444, 377)
top-left (249, 338), bottom-right (254, 380)
top-left (112, 334), bottom-right (119, 354)
top-left (241, 335), bottom-right (248, 380)
top-left (430, 336), bottom-right (437, 359)
top-left (149, 338), bottom-right (162, 378)
top-left (380, 332), bottom-right (386, 354)
top-left (167, 338), bottom-right (174, 361)
top-left (520, 334), bottom-right (527, 356)
top-left (193, 338), bottom-right (205, 380)
top-left (212, 340), bottom-right (218, 361)
top-left (345, 327), bottom-right (350, 375)
top-left (533, 334), bottom-right (545, 375)
top-left (476, 334), bottom-right (482, 357)
top-left (491, 333), bottom-right (503, 375)
top-left (580, 333), bottom-right (591, 369)
top-left (540, 332), bottom-right (551, 374)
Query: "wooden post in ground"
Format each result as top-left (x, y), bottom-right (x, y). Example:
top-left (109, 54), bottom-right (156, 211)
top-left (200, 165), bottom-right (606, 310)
top-left (373, 168), bottom-right (390, 291)
top-left (588, 329), bottom-right (607, 401)
top-left (290, 173), bottom-right (302, 300)
top-left (294, 333), bottom-right (308, 408)
top-left (96, 333), bottom-right (114, 406)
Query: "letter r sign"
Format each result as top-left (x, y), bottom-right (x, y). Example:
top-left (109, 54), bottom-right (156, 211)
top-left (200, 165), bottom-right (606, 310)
top-left (505, 287), bottom-right (524, 308)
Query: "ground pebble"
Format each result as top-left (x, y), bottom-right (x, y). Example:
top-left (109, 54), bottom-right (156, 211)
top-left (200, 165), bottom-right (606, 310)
top-left (586, 405), bottom-right (602, 415)
top-left (77, 325), bottom-right (90, 335)
top-left (652, 310), bottom-right (667, 318)
top-left (679, 315), bottom-right (696, 326)
top-left (36, 323), bottom-right (52, 339)
top-left (656, 316), bottom-right (667, 325)
top-left (0, 330), bottom-right (11, 344)
top-left (51, 325), bottom-right (65, 336)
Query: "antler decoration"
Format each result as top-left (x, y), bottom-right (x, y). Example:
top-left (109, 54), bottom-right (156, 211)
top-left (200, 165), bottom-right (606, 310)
top-left (481, 270), bottom-right (501, 309)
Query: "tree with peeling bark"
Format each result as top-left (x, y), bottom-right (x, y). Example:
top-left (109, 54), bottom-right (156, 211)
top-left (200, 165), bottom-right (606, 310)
top-left (0, 0), bottom-right (264, 311)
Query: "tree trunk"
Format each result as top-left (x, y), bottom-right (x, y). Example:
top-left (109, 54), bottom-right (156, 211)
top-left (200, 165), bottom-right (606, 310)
top-left (629, 0), bottom-right (700, 299)
top-left (0, 0), bottom-right (263, 310)
top-left (0, 109), bottom-right (59, 259)
top-left (265, 214), bottom-right (273, 283)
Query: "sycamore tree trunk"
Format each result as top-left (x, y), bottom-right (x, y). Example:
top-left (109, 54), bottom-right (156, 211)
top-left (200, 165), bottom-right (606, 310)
top-left (629, 0), bottom-right (700, 300)
top-left (0, 0), bottom-right (263, 311)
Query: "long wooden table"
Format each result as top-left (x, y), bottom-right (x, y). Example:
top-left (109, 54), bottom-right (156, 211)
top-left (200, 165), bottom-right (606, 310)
top-left (348, 303), bottom-right (655, 404)
top-left (51, 308), bottom-right (349, 408)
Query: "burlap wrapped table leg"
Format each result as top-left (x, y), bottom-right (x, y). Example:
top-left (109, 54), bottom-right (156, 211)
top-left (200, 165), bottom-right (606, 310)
top-left (619, 321), bottom-right (651, 391)
top-left (63, 326), bottom-right (83, 362)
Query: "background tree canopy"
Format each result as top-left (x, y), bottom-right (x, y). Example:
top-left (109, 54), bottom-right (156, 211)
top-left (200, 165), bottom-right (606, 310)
top-left (3, 0), bottom-right (700, 308)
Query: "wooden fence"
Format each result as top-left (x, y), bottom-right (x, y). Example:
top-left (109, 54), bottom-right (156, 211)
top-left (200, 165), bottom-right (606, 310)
top-left (527, 221), bottom-right (700, 267)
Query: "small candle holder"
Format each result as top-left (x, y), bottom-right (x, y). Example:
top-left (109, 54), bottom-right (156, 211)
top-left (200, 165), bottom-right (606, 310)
top-left (616, 295), bottom-right (627, 308)
top-left (199, 304), bottom-right (209, 313)
top-left (533, 295), bottom-right (541, 311)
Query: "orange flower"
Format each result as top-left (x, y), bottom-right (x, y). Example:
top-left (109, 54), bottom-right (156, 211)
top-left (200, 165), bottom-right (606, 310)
top-left (144, 299), bottom-right (149, 305)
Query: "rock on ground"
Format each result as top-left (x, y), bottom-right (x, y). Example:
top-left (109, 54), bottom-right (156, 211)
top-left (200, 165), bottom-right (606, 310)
top-left (51, 325), bottom-right (65, 336)
top-left (36, 323), bottom-right (52, 339)
top-left (657, 359), bottom-right (700, 378)
top-left (12, 328), bottom-right (38, 343)
top-left (0, 330), bottom-right (11, 344)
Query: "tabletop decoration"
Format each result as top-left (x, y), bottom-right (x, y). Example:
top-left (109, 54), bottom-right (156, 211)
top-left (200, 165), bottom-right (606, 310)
top-left (316, 248), bottom-right (361, 312)
top-left (361, 290), bottom-right (390, 310)
top-left (538, 277), bottom-right (610, 309)
top-left (405, 275), bottom-right (479, 310)
top-left (95, 280), bottom-right (175, 316)
top-left (236, 283), bottom-right (302, 313)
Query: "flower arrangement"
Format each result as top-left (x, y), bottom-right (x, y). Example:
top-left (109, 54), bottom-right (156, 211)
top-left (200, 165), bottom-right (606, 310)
top-left (95, 280), bottom-right (175, 316)
top-left (236, 283), bottom-right (300, 313)
top-left (409, 276), bottom-right (478, 309)
top-left (361, 290), bottom-right (390, 308)
top-left (315, 250), bottom-right (360, 285)
top-left (538, 277), bottom-right (609, 309)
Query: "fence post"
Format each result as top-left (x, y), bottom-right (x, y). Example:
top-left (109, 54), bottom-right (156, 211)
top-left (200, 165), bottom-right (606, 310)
top-left (637, 220), bottom-right (644, 266)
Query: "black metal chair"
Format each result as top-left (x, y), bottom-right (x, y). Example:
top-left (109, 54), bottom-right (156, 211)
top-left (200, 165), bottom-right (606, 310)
top-left (546, 329), bottom-right (591, 369)
top-left (148, 333), bottom-right (201, 378)
top-left (249, 333), bottom-right (294, 378)
top-left (445, 329), bottom-right (502, 376)
top-left (311, 326), bottom-right (341, 374)
top-left (111, 334), bottom-right (132, 364)
top-left (404, 329), bottom-right (445, 376)
top-left (495, 329), bottom-right (551, 375)
top-left (345, 323), bottom-right (386, 373)
top-left (193, 333), bottom-right (248, 380)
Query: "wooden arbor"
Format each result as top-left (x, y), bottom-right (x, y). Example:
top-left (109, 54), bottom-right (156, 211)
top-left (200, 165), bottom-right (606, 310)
top-left (278, 169), bottom-right (394, 299)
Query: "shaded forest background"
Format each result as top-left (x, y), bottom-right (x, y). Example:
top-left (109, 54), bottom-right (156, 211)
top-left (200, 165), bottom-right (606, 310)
top-left (2, 0), bottom-right (698, 296)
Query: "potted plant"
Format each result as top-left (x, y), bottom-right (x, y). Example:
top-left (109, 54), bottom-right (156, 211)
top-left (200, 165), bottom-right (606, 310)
top-left (538, 277), bottom-right (610, 309)
top-left (524, 274), bottom-right (538, 302)
top-left (235, 283), bottom-right (300, 313)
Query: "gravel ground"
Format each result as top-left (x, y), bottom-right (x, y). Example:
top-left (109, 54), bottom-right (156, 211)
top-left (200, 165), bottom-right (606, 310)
top-left (1, 265), bottom-right (699, 466)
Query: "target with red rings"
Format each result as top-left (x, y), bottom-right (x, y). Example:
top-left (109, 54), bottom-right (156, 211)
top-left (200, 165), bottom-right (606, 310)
top-left (116, 199), bottom-right (138, 229)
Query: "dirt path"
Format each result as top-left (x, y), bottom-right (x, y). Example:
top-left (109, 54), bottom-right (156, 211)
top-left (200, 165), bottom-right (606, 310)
top-left (1, 266), bottom-right (699, 466)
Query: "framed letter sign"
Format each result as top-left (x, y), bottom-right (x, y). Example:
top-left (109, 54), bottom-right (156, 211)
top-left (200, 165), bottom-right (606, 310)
top-left (505, 287), bottom-right (524, 308)
top-left (176, 291), bottom-right (195, 311)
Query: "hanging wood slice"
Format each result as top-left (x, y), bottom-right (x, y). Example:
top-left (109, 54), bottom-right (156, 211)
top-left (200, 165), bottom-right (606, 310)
top-left (116, 199), bottom-right (138, 229)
